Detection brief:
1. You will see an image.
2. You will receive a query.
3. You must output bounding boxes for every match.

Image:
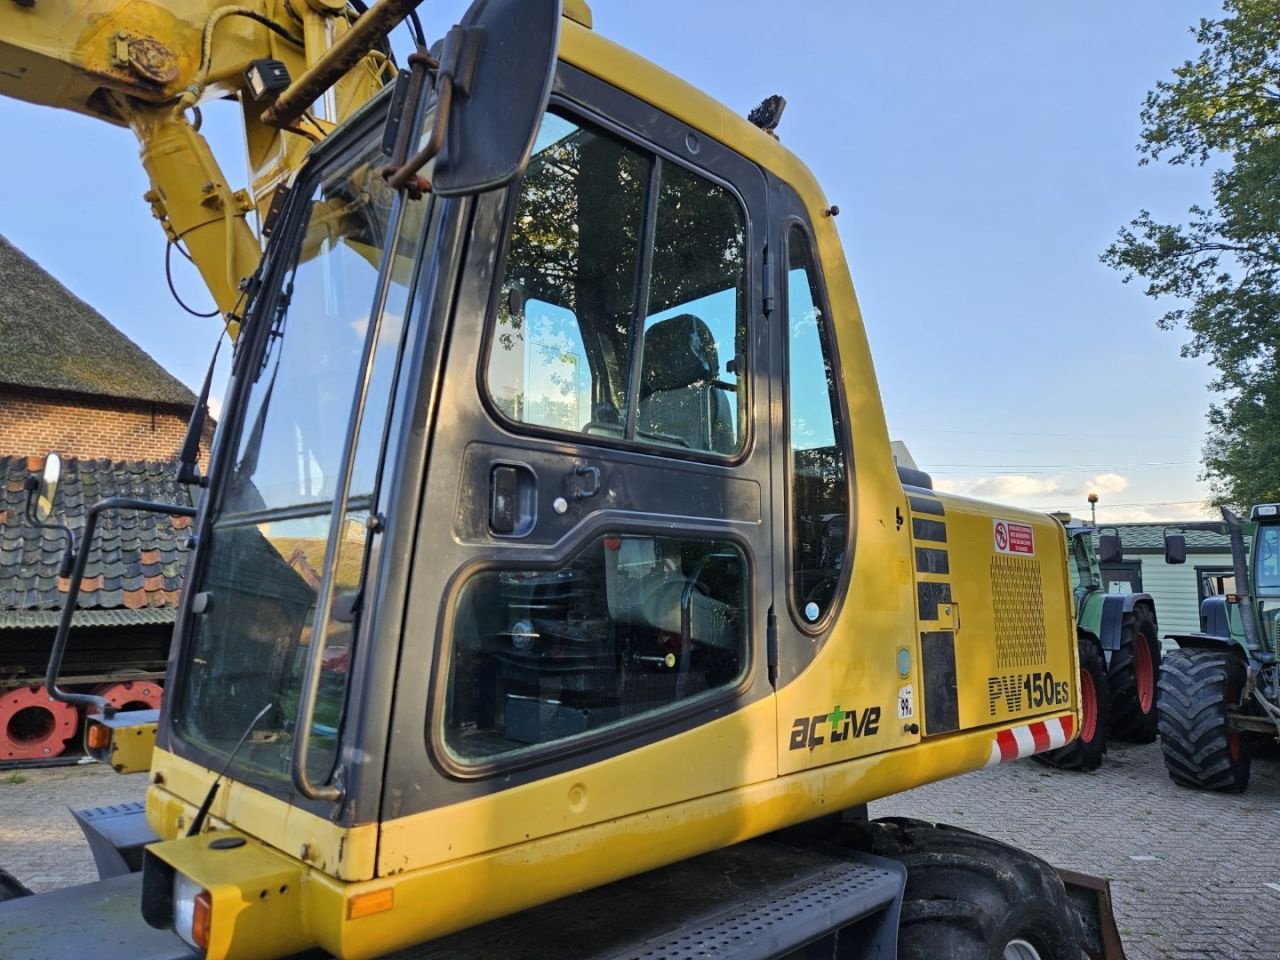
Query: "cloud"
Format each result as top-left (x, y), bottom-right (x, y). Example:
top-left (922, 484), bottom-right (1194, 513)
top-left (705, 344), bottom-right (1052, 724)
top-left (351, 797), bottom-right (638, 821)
top-left (1092, 501), bottom-right (1216, 524)
top-left (935, 472), bottom-right (1129, 501)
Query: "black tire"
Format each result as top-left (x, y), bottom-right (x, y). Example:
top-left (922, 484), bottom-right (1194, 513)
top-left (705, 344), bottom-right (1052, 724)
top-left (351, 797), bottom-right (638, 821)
top-left (1157, 648), bottom-right (1251, 792)
top-left (1035, 636), bottom-right (1109, 771)
top-left (1107, 606), bottom-right (1160, 743)
top-left (0, 868), bottom-right (31, 901)
top-left (863, 817), bottom-right (1082, 960)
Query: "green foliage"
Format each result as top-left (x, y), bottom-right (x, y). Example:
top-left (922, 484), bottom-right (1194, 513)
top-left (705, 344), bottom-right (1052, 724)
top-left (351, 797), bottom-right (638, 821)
top-left (1101, 0), bottom-right (1280, 509)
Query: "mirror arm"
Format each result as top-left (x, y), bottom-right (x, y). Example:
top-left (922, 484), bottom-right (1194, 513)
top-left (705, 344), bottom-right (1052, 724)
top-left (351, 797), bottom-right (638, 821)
top-left (46, 497), bottom-right (198, 717)
top-left (22, 475), bottom-right (39, 523)
top-left (384, 70), bottom-right (454, 194)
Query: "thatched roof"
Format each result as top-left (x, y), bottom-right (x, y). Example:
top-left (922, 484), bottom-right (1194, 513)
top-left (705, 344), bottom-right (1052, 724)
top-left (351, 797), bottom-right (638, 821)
top-left (0, 235), bottom-right (195, 407)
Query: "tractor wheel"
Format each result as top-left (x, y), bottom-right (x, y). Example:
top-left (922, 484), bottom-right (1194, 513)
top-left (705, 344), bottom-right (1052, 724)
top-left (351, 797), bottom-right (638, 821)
top-left (864, 817), bottom-right (1082, 960)
top-left (0, 868), bottom-right (31, 901)
top-left (1035, 637), bottom-right (1108, 771)
top-left (1157, 648), bottom-right (1251, 792)
top-left (1107, 606), bottom-right (1160, 743)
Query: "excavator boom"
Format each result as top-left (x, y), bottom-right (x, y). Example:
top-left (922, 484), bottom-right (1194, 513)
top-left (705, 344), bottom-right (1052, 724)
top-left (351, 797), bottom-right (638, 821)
top-left (0, 0), bottom-right (410, 331)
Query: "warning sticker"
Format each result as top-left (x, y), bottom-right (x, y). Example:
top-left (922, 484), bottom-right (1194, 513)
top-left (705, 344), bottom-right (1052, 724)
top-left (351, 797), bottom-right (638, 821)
top-left (993, 519), bottom-right (1035, 556)
top-left (897, 684), bottom-right (914, 720)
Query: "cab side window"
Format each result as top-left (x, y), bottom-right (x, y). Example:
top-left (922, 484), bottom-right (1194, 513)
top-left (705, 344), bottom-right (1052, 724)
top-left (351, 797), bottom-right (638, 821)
top-left (443, 534), bottom-right (748, 765)
top-left (786, 225), bottom-right (849, 624)
top-left (486, 111), bottom-right (747, 455)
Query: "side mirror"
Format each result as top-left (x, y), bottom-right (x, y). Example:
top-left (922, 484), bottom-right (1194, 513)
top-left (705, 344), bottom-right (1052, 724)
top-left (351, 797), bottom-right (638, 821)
top-left (34, 452), bottom-right (62, 523)
top-left (1097, 531), bottom-right (1123, 565)
top-left (388, 0), bottom-right (562, 197)
top-left (431, 0), bottom-right (561, 196)
top-left (1164, 531), bottom-right (1187, 565)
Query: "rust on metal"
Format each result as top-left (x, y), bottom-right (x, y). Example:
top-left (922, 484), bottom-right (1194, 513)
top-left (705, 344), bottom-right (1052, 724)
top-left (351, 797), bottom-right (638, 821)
top-left (1058, 868), bottom-right (1128, 960)
top-left (262, 0), bottom-right (428, 129)
top-left (124, 36), bottom-right (179, 85)
top-left (384, 71), bottom-right (454, 193)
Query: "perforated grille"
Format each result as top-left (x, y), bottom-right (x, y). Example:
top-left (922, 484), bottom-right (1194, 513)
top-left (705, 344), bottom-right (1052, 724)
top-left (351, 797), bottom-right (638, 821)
top-left (611, 862), bottom-right (899, 960)
top-left (990, 555), bottom-right (1047, 668)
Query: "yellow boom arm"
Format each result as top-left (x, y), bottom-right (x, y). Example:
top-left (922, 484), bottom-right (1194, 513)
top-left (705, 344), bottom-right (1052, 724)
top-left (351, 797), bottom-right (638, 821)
top-left (0, 0), bottom-right (396, 334)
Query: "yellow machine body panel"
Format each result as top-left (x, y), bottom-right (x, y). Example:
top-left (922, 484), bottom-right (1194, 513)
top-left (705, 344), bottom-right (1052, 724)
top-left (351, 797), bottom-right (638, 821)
top-left (132, 17), bottom-right (1085, 959)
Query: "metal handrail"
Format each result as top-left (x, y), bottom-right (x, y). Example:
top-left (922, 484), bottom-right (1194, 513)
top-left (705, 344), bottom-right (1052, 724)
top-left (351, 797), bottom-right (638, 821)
top-left (46, 497), bottom-right (197, 715)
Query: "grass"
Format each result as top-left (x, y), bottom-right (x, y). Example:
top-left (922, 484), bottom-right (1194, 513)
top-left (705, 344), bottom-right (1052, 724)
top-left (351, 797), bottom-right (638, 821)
top-left (3, 772), bottom-right (28, 785)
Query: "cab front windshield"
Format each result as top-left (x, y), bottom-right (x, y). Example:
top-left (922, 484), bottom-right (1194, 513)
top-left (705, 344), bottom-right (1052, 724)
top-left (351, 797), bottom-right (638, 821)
top-left (174, 129), bottom-right (420, 785)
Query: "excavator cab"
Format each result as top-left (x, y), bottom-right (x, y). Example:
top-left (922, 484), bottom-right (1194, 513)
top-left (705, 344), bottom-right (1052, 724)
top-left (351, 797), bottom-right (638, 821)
top-left (0, 3), bottom-right (1117, 958)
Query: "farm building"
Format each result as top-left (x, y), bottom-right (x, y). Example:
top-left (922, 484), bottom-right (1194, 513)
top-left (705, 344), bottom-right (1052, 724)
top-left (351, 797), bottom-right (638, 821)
top-left (0, 234), bottom-right (202, 760)
top-left (1089, 522), bottom-right (1239, 644)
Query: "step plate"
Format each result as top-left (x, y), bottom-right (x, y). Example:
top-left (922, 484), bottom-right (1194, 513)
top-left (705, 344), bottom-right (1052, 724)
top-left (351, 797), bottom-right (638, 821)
top-left (392, 839), bottom-right (905, 960)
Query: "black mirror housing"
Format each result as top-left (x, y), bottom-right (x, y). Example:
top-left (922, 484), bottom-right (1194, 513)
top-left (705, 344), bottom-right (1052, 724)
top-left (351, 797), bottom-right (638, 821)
top-left (1097, 531), bottom-right (1123, 565)
top-left (1164, 532), bottom-right (1188, 565)
top-left (429, 0), bottom-right (562, 197)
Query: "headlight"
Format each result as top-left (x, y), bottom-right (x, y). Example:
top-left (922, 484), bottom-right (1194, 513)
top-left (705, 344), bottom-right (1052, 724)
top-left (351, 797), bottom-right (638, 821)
top-left (173, 872), bottom-right (212, 951)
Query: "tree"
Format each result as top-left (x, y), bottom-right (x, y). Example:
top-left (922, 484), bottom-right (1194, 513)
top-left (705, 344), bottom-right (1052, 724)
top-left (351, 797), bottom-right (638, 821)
top-left (1101, 0), bottom-right (1280, 509)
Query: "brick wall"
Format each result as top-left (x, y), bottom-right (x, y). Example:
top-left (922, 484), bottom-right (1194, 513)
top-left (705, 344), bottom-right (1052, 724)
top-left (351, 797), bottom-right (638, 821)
top-left (0, 387), bottom-right (195, 462)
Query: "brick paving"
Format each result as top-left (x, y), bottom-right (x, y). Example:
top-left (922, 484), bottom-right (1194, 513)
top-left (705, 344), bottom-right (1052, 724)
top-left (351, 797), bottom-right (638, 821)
top-left (1, 743), bottom-right (1277, 958)
top-left (875, 741), bottom-right (1280, 960)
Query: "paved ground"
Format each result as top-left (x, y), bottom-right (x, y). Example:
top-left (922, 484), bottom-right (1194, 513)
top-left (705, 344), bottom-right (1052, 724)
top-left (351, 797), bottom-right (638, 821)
top-left (873, 741), bottom-right (1280, 960)
top-left (1, 743), bottom-right (1277, 958)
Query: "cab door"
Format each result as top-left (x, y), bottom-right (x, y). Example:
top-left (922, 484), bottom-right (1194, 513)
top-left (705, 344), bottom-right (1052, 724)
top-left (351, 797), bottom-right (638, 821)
top-left (379, 64), bottom-right (777, 842)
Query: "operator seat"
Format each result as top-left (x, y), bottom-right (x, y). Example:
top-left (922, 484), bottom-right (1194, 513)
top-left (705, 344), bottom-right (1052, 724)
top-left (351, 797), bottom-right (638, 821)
top-left (637, 314), bottom-right (734, 454)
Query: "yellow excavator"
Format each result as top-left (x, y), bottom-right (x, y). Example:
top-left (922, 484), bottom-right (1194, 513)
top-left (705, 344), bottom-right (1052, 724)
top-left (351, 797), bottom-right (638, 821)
top-left (0, 2), bottom-right (1126, 958)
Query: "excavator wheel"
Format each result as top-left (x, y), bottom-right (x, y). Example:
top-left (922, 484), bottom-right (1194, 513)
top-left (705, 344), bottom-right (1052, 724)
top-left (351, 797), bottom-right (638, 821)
top-left (863, 817), bottom-right (1083, 960)
top-left (1035, 636), bottom-right (1109, 772)
top-left (1157, 648), bottom-right (1250, 792)
top-left (1107, 607), bottom-right (1160, 743)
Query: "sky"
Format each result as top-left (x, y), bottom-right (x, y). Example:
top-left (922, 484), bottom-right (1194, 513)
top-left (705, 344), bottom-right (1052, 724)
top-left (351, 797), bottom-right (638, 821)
top-left (0, 1), bottom-right (1225, 523)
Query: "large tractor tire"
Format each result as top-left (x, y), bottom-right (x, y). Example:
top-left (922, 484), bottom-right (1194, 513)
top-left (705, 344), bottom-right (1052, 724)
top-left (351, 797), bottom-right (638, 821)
top-left (863, 817), bottom-right (1082, 960)
top-left (0, 868), bottom-right (31, 901)
top-left (1035, 637), bottom-right (1108, 771)
top-left (1157, 648), bottom-right (1250, 792)
top-left (1107, 606), bottom-right (1160, 743)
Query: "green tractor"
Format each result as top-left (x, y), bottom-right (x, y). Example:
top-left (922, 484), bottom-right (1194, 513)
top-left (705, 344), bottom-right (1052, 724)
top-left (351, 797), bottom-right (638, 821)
top-left (1040, 516), bottom-right (1162, 771)
top-left (1159, 505), bottom-right (1280, 792)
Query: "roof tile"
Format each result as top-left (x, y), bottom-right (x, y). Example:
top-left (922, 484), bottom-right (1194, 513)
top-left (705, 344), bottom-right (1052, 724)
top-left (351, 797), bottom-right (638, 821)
top-left (0, 456), bottom-right (193, 622)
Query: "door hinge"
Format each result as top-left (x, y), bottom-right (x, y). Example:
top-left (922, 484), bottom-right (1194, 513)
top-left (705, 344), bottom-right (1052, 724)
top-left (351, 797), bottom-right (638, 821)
top-left (767, 605), bottom-right (778, 687)
top-left (762, 244), bottom-right (774, 316)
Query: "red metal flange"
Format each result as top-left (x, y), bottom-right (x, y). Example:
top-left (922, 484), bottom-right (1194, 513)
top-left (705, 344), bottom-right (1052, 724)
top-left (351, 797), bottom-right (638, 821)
top-left (93, 680), bottom-right (163, 712)
top-left (0, 686), bottom-right (78, 760)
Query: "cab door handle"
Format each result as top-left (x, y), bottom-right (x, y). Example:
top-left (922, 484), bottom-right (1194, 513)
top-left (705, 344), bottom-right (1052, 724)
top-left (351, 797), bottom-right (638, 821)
top-left (491, 463), bottom-right (536, 536)
top-left (573, 464), bottom-right (601, 500)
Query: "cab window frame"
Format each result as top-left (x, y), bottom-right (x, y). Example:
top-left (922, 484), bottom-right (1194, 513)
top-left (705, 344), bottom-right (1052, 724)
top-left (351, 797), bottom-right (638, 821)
top-left (476, 96), bottom-right (755, 467)
top-left (782, 216), bottom-right (854, 638)
top-left (426, 519), bottom-right (757, 780)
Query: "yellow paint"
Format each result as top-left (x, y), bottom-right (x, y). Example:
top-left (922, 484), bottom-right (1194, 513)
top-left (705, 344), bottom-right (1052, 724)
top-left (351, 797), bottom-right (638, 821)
top-left (144, 830), bottom-right (310, 960)
top-left (562, 0), bottom-right (593, 28)
top-left (156, 712), bottom-right (1065, 960)
top-left (147, 748), bottom-right (379, 881)
top-left (97, 716), bottom-right (158, 775)
top-left (0, 1), bottom-right (389, 333)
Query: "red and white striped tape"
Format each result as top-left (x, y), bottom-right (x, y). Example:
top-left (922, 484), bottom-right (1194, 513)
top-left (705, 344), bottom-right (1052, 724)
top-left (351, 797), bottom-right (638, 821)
top-left (986, 715), bottom-right (1075, 766)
